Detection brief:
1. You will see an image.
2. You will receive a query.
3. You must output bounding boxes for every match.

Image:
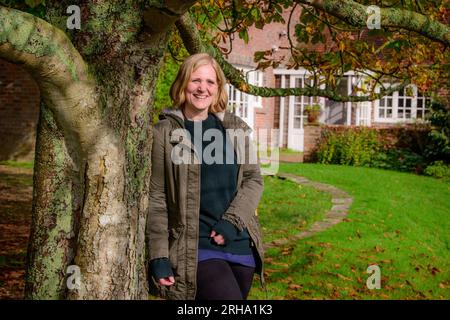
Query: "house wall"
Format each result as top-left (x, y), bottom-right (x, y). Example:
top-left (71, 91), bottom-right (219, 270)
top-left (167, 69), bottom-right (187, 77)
top-left (0, 59), bottom-right (40, 161)
top-left (226, 7), bottom-right (303, 148)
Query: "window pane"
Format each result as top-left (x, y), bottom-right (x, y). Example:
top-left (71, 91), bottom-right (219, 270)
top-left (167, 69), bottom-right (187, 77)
top-left (380, 99), bottom-right (385, 107)
top-left (405, 110), bottom-right (411, 118)
top-left (399, 99), bottom-right (404, 107)
top-left (417, 110), bottom-right (423, 119)
top-left (294, 117), bottom-right (301, 128)
top-left (379, 109), bottom-right (384, 117)
top-left (388, 98), bottom-right (392, 107)
top-left (406, 99), bottom-right (411, 108)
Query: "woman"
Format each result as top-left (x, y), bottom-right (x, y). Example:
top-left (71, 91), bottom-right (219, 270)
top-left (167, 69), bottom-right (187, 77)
top-left (146, 53), bottom-right (264, 300)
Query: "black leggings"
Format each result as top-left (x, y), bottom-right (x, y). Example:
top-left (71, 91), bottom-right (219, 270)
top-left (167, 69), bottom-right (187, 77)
top-left (195, 259), bottom-right (255, 300)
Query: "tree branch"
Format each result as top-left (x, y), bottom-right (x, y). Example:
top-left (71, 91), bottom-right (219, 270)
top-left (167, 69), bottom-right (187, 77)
top-left (295, 0), bottom-right (450, 46)
top-left (176, 12), bottom-right (409, 102)
top-left (0, 6), bottom-right (102, 155)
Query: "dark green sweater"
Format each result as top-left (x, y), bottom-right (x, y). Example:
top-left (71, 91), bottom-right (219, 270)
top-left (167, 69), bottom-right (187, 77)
top-left (185, 114), bottom-right (252, 254)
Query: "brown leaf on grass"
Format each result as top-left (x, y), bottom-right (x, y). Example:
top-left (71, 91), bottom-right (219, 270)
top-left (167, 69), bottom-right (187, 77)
top-left (302, 290), bottom-right (312, 296)
top-left (271, 261), bottom-right (289, 267)
top-left (288, 284), bottom-right (302, 290)
top-left (264, 268), bottom-right (286, 277)
top-left (428, 266), bottom-right (440, 276)
top-left (374, 245), bottom-right (384, 253)
top-left (332, 290), bottom-right (341, 298)
top-left (306, 253), bottom-right (323, 261)
top-left (439, 283), bottom-right (446, 289)
top-left (337, 273), bottom-right (352, 281)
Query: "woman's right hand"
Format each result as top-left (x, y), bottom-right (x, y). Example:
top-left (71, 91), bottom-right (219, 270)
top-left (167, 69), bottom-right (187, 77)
top-left (159, 276), bottom-right (175, 286)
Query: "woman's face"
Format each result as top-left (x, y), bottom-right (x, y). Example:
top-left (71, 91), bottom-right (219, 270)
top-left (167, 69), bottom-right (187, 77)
top-left (184, 64), bottom-right (218, 117)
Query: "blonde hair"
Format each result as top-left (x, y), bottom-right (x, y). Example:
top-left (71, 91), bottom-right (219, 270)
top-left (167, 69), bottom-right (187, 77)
top-left (170, 53), bottom-right (228, 113)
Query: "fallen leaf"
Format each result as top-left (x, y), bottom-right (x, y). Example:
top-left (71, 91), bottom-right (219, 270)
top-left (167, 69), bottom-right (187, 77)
top-left (288, 284), bottom-right (302, 290)
top-left (428, 266), bottom-right (440, 276)
top-left (337, 273), bottom-right (352, 281)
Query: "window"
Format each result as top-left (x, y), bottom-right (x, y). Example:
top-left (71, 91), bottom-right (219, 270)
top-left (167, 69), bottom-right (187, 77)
top-left (251, 70), bottom-right (264, 108)
top-left (227, 84), bottom-right (248, 118)
top-left (416, 90), bottom-right (430, 119)
top-left (226, 67), bottom-right (264, 120)
top-left (375, 85), bottom-right (431, 122)
top-left (378, 95), bottom-right (393, 119)
top-left (397, 88), bottom-right (413, 120)
top-left (293, 76), bottom-right (321, 128)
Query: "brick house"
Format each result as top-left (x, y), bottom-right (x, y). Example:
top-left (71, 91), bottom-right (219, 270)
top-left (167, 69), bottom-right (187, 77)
top-left (224, 7), bottom-right (442, 155)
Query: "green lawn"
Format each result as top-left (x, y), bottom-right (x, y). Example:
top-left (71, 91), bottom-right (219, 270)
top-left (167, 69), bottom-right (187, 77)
top-left (249, 164), bottom-right (449, 300)
top-left (258, 175), bottom-right (330, 244)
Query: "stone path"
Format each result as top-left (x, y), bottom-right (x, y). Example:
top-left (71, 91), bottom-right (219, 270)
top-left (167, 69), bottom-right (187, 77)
top-left (264, 172), bottom-right (353, 249)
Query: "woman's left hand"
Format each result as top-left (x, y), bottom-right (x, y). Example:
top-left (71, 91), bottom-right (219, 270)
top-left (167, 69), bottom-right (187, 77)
top-left (210, 230), bottom-right (225, 246)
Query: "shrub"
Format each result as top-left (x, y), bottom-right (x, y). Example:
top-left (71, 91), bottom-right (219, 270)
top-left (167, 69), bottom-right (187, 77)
top-left (424, 161), bottom-right (450, 180)
top-left (316, 128), bottom-right (381, 166)
top-left (372, 149), bottom-right (425, 173)
top-left (424, 101), bottom-right (450, 162)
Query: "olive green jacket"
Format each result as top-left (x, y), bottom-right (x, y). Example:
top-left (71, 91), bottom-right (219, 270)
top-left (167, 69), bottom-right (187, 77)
top-left (146, 108), bottom-right (264, 300)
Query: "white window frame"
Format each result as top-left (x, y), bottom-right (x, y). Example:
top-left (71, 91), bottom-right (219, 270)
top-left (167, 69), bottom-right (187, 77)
top-left (374, 84), bottom-right (431, 123)
top-left (226, 66), bottom-right (264, 127)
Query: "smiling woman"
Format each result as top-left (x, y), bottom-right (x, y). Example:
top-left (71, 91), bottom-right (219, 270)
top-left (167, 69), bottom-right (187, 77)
top-left (169, 53), bottom-right (229, 120)
top-left (183, 64), bottom-right (218, 120)
top-left (147, 53), bottom-right (265, 300)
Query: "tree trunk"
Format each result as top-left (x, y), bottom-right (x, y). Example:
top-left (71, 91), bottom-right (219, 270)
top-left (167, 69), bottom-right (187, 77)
top-left (25, 103), bottom-right (83, 299)
top-left (18, 0), bottom-right (194, 299)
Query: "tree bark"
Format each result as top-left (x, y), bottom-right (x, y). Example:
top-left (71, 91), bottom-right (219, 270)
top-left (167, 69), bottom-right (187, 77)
top-left (1, 1), bottom-right (195, 299)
